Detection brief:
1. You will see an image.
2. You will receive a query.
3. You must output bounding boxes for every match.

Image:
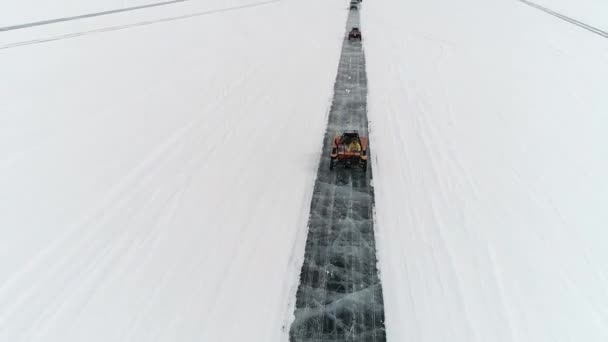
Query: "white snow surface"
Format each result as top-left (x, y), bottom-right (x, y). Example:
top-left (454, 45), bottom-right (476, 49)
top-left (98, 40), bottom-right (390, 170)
top-left (364, 0), bottom-right (608, 341)
top-left (4, 0), bottom-right (608, 340)
top-left (0, 0), bottom-right (346, 341)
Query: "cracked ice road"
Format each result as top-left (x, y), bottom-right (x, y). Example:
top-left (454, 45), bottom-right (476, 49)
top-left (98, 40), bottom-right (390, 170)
top-left (289, 8), bottom-right (386, 342)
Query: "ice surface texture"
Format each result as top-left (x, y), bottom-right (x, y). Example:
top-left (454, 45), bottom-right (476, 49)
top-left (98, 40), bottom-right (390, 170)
top-left (289, 8), bottom-right (386, 342)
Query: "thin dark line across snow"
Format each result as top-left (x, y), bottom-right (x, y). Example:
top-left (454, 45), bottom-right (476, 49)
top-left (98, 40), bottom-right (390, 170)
top-left (1, 0), bottom-right (192, 32)
top-left (519, 0), bottom-right (608, 39)
top-left (0, 0), bottom-right (281, 50)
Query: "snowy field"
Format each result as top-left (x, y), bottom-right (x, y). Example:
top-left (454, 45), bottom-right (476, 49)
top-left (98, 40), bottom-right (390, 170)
top-left (0, 0), bottom-right (346, 341)
top-left (3, 0), bottom-right (608, 340)
top-left (364, 0), bottom-right (608, 341)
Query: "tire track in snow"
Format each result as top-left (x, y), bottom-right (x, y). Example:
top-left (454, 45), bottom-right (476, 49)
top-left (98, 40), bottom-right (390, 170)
top-left (0, 0), bottom-right (281, 50)
top-left (289, 6), bottom-right (386, 342)
top-left (518, 0), bottom-right (608, 39)
top-left (0, 0), bottom-right (193, 32)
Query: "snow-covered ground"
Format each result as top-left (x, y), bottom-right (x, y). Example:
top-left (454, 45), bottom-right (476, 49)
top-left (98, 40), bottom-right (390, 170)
top-left (0, 0), bottom-right (346, 340)
top-left (364, 0), bottom-right (608, 341)
top-left (3, 0), bottom-right (608, 340)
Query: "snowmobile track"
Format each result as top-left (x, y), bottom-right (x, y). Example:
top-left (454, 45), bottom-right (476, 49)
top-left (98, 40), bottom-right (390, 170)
top-left (0, 0), bottom-right (281, 50)
top-left (0, 0), bottom-right (193, 32)
top-left (289, 7), bottom-right (386, 342)
top-left (0, 0), bottom-right (278, 32)
top-left (518, 0), bottom-right (608, 39)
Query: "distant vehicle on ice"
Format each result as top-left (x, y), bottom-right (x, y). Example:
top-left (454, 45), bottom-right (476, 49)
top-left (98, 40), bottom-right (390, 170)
top-left (330, 131), bottom-right (368, 171)
top-left (348, 27), bottom-right (362, 41)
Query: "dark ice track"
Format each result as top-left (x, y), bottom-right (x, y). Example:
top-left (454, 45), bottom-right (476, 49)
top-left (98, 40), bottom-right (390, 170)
top-left (289, 7), bottom-right (386, 342)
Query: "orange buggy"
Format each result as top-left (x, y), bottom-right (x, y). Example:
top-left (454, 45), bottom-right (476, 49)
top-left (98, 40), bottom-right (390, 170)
top-left (330, 131), bottom-right (368, 171)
